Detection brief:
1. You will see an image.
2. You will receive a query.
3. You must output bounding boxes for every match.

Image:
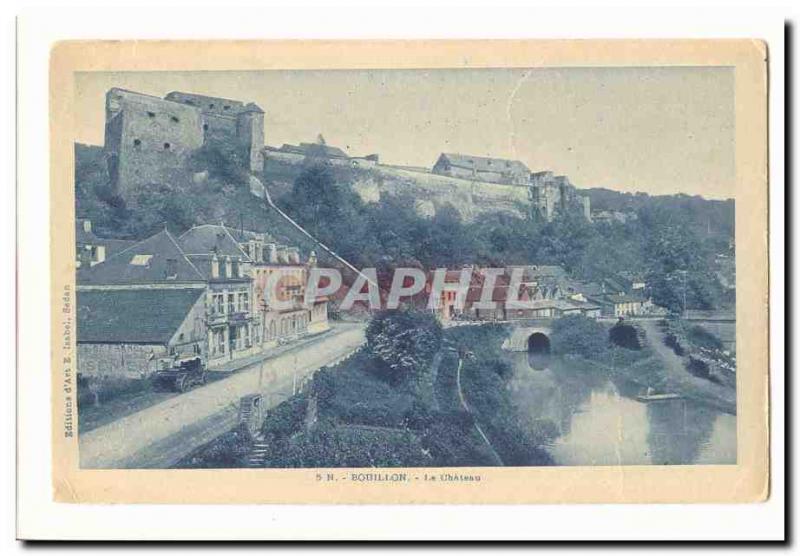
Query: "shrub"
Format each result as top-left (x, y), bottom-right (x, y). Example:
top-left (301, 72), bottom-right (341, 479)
top-left (366, 309), bottom-right (443, 382)
top-left (687, 325), bottom-right (724, 351)
top-left (609, 322), bottom-right (642, 350)
top-left (686, 356), bottom-right (711, 379)
top-left (487, 358), bottom-right (513, 379)
top-left (260, 395), bottom-right (308, 440)
top-left (176, 423), bottom-right (253, 468)
top-left (269, 423), bottom-right (431, 468)
top-left (664, 333), bottom-right (685, 356)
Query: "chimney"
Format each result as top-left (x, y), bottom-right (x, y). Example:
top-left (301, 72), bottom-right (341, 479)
top-left (267, 243), bottom-right (278, 263)
top-left (166, 258), bottom-right (178, 279)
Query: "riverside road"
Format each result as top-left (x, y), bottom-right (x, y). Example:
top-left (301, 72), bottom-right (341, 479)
top-left (79, 322), bottom-right (366, 469)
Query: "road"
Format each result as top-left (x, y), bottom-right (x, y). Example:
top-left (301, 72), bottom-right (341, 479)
top-left (78, 327), bottom-right (342, 434)
top-left (79, 323), bottom-right (366, 469)
top-left (639, 319), bottom-right (736, 415)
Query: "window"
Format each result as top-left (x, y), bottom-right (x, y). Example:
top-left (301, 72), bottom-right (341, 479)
top-left (147, 111), bottom-right (156, 118)
top-left (171, 116), bottom-right (179, 123)
top-left (133, 139), bottom-right (141, 148)
top-left (242, 293), bottom-right (249, 312)
top-left (209, 103), bottom-right (215, 109)
top-left (223, 105), bottom-right (230, 110)
top-left (203, 123), bottom-right (209, 131)
top-left (163, 143), bottom-right (171, 150)
top-left (129, 254), bottom-right (153, 266)
top-left (165, 258), bottom-right (178, 279)
top-left (228, 294), bottom-right (235, 314)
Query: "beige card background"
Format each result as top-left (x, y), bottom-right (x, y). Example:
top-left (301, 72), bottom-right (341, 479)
top-left (49, 40), bottom-right (769, 504)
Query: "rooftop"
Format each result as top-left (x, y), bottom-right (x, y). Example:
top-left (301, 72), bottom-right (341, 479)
top-left (437, 153), bottom-right (530, 175)
top-left (178, 224), bottom-right (252, 261)
top-left (77, 288), bottom-right (204, 345)
top-left (279, 142), bottom-right (349, 159)
top-left (78, 229), bottom-right (206, 286)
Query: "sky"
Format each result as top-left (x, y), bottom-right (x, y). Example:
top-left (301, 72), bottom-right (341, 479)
top-left (74, 67), bottom-right (735, 199)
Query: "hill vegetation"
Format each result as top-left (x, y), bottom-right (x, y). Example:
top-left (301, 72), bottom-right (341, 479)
top-left (75, 143), bottom-right (734, 312)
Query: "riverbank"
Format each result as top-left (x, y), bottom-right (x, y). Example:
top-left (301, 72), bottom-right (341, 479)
top-left (639, 319), bottom-right (736, 415)
top-left (548, 320), bottom-right (736, 416)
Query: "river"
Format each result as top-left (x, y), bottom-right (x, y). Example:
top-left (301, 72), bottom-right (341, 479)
top-left (508, 352), bottom-right (737, 466)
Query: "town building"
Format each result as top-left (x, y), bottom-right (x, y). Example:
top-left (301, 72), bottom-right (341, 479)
top-left (77, 223), bottom-right (332, 384)
top-left (76, 229), bottom-right (216, 382)
top-left (103, 88), bottom-right (264, 195)
top-left (76, 287), bottom-right (207, 381)
top-left (176, 225), bottom-right (260, 366)
top-left (432, 153), bottom-right (531, 185)
top-left (223, 226), bottom-right (331, 346)
top-left (596, 293), bottom-right (649, 318)
top-left (263, 136), bottom-right (380, 169)
top-left (426, 266), bottom-right (600, 322)
top-left (77, 227), bottom-right (258, 373)
top-left (75, 218), bottom-right (135, 268)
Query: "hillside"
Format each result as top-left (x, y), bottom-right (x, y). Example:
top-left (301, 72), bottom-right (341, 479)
top-left (74, 143), bottom-right (320, 254)
top-left (584, 187), bottom-right (735, 241)
top-left (75, 142), bottom-right (735, 312)
top-left (263, 156), bottom-right (531, 220)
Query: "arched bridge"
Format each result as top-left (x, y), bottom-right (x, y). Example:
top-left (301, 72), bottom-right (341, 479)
top-left (501, 321), bottom-right (553, 352)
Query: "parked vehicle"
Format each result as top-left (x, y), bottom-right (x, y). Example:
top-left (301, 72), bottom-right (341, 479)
top-left (153, 355), bottom-right (207, 393)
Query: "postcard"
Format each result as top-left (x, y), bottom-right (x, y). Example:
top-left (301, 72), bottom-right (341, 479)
top-left (44, 39), bottom-right (768, 505)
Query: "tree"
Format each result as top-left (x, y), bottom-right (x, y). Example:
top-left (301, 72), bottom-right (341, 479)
top-left (550, 314), bottom-right (608, 359)
top-left (283, 165), bottom-right (379, 267)
top-left (365, 310), bottom-right (443, 403)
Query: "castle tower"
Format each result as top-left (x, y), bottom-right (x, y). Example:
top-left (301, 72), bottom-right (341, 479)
top-left (103, 88), bottom-right (204, 196)
top-left (165, 92), bottom-right (265, 174)
top-left (237, 103), bottom-right (265, 174)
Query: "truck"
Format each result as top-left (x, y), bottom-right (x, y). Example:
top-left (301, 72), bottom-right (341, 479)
top-left (152, 355), bottom-right (207, 393)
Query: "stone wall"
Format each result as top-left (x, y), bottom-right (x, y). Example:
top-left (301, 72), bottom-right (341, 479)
top-left (78, 342), bottom-right (167, 380)
top-left (104, 88), bottom-right (204, 196)
top-left (351, 165), bottom-right (531, 220)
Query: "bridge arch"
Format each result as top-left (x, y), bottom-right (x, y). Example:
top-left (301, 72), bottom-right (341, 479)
top-left (527, 332), bottom-right (551, 354)
top-left (502, 324), bottom-right (554, 352)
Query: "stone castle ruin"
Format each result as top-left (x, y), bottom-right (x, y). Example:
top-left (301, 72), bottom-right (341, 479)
top-left (104, 88), bottom-right (264, 195)
top-left (99, 86), bottom-right (589, 223)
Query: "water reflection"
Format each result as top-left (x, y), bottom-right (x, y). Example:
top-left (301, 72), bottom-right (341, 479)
top-left (509, 353), bottom-right (737, 466)
top-left (527, 351), bottom-right (551, 371)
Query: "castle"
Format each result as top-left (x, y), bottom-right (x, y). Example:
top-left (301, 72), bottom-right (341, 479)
top-left (103, 88), bottom-right (264, 195)
top-left (529, 171), bottom-right (592, 221)
top-left (100, 87), bottom-right (589, 223)
top-left (430, 153), bottom-right (590, 221)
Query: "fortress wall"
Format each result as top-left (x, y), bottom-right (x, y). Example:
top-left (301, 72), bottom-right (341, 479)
top-left (354, 165), bottom-right (531, 220)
